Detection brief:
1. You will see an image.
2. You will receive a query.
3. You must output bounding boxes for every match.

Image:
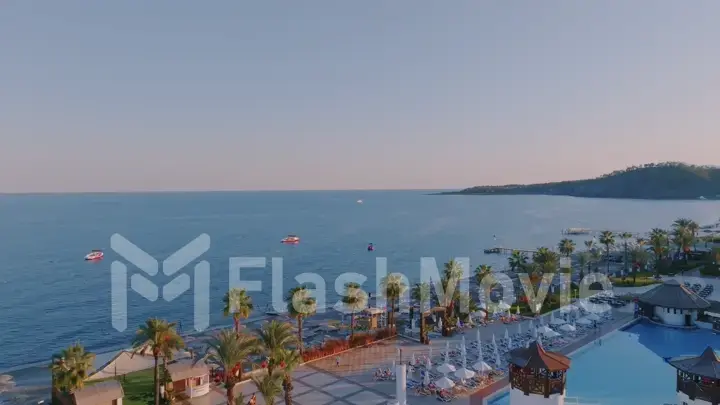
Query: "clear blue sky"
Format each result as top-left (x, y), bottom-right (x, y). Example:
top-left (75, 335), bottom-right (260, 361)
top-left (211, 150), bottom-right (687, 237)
top-left (2, 1), bottom-right (719, 192)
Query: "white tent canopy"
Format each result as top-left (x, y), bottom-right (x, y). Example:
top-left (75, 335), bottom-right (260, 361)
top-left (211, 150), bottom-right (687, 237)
top-left (550, 317), bottom-right (566, 326)
top-left (473, 361), bottom-right (492, 373)
top-left (437, 362), bottom-right (456, 374)
top-left (435, 376), bottom-right (455, 389)
top-left (559, 323), bottom-right (576, 332)
top-left (455, 367), bottom-right (476, 380)
top-left (576, 317), bottom-right (593, 325)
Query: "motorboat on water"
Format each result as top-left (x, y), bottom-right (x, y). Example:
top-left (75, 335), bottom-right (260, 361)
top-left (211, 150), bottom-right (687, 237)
top-left (562, 228), bottom-right (592, 235)
top-left (367, 243), bottom-right (375, 251)
top-left (281, 235), bottom-right (300, 244)
top-left (84, 250), bottom-right (104, 261)
top-left (357, 199), bottom-right (363, 204)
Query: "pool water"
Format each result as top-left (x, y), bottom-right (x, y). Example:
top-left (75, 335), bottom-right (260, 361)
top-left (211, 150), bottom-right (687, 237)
top-left (487, 322), bottom-right (720, 405)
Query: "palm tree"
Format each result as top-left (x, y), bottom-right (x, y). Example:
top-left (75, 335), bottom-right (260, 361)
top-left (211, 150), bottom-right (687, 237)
top-left (341, 282), bottom-right (368, 339)
top-left (252, 371), bottom-right (284, 405)
top-left (256, 320), bottom-right (296, 376)
top-left (286, 286), bottom-right (317, 355)
top-left (558, 238), bottom-right (576, 257)
top-left (599, 231), bottom-right (615, 274)
top-left (201, 330), bottom-right (259, 405)
top-left (378, 273), bottom-right (408, 332)
top-left (577, 252), bottom-right (588, 280)
top-left (532, 247), bottom-right (559, 273)
top-left (619, 232), bottom-right (633, 275)
top-left (474, 264), bottom-right (492, 285)
top-left (649, 228), bottom-right (668, 276)
top-left (51, 343), bottom-right (95, 394)
top-left (629, 246), bottom-right (650, 285)
top-left (132, 318), bottom-right (184, 405)
top-left (671, 226), bottom-right (694, 266)
top-left (411, 282), bottom-right (432, 344)
top-left (276, 348), bottom-right (303, 405)
top-left (223, 288), bottom-right (254, 334)
top-left (508, 250), bottom-right (528, 272)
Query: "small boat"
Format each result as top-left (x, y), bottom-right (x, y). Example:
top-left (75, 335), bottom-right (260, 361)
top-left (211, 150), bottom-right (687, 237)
top-left (357, 200), bottom-right (363, 204)
top-left (484, 247), bottom-right (502, 254)
top-left (281, 235), bottom-right (300, 244)
top-left (84, 250), bottom-right (104, 261)
top-left (367, 243), bottom-right (375, 251)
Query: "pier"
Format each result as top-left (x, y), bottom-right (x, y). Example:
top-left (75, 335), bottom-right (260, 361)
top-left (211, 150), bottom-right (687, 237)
top-left (483, 247), bottom-right (536, 255)
top-left (561, 228), bottom-right (645, 238)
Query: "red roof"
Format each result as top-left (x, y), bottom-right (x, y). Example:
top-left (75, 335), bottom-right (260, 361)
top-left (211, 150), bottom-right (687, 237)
top-left (509, 341), bottom-right (571, 371)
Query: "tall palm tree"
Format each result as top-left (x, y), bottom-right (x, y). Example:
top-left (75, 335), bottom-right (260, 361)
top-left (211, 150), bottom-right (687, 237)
top-left (341, 282), bottom-right (368, 339)
top-left (252, 371), bottom-right (284, 405)
top-left (410, 282), bottom-right (432, 344)
top-left (508, 250), bottom-right (528, 272)
top-left (598, 231), bottom-right (615, 274)
top-left (532, 247), bottom-right (559, 273)
top-left (671, 226), bottom-right (694, 265)
top-left (256, 320), bottom-right (296, 376)
top-left (286, 286), bottom-right (317, 355)
top-left (577, 252), bottom-right (588, 280)
top-left (558, 238), bottom-right (576, 257)
top-left (51, 343), bottom-right (95, 393)
top-left (629, 246), bottom-right (650, 285)
top-left (687, 220), bottom-right (700, 250)
top-left (619, 232), bottom-right (634, 274)
top-left (378, 273), bottom-right (408, 332)
top-left (276, 348), bottom-right (303, 405)
top-left (474, 264), bottom-right (492, 285)
top-left (132, 318), bottom-right (184, 405)
top-left (223, 288), bottom-right (254, 334)
top-left (649, 228), bottom-right (669, 276)
top-left (201, 330), bottom-right (259, 405)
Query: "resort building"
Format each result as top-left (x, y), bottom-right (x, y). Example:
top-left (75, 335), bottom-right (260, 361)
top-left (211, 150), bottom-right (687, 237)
top-left (507, 341), bottom-right (571, 405)
top-left (70, 380), bottom-right (124, 405)
top-left (166, 361), bottom-right (211, 399)
top-left (637, 280), bottom-right (710, 327)
top-left (668, 346), bottom-right (720, 405)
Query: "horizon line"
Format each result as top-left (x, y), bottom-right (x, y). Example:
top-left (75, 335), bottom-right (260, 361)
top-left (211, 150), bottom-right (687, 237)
top-left (0, 187), bottom-right (456, 196)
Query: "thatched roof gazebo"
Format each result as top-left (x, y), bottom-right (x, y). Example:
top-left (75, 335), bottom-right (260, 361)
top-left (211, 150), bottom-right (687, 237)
top-left (638, 280), bottom-right (710, 327)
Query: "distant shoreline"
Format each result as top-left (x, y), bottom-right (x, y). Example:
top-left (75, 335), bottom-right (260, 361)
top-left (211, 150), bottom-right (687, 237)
top-left (431, 191), bottom-right (719, 201)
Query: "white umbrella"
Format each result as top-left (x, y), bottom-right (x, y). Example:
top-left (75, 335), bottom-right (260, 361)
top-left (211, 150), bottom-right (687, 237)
top-left (494, 350), bottom-right (502, 366)
top-left (504, 328), bottom-right (510, 341)
top-left (576, 317), bottom-right (592, 326)
top-left (461, 336), bottom-right (466, 351)
top-left (434, 376), bottom-right (455, 390)
top-left (559, 324), bottom-right (576, 332)
top-left (491, 334), bottom-right (496, 347)
top-left (476, 328), bottom-right (481, 346)
top-left (455, 367), bottom-right (475, 380)
top-left (537, 325), bottom-right (553, 334)
top-left (541, 329), bottom-right (560, 338)
top-left (529, 319), bottom-right (534, 329)
top-left (550, 311), bottom-right (555, 321)
top-left (445, 341), bottom-right (451, 361)
top-left (586, 313), bottom-right (601, 321)
top-left (473, 361), bottom-right (492, 373)
top-left (517, 323), bottom-right (522, 335)
top-left (516, 305), bottom-right (520, 315)
top-left (532, 326), bottom-right (538, 339)
top-left (477, 339), bottom-right (484, 360)
top-left (437, 362), bottom-right (456, 374)
top-left (550, 317), bottom-right (566, 326)
top-left (498, 302), bottom-right (511, 310)
top-left (424, 366), bottom-right (431, 386)
top-left (412, 352), bottom-right (416, 365)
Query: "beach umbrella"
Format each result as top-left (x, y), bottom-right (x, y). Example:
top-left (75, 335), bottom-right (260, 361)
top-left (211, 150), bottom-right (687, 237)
top-left (507, 333), bottom-right (513, 349)
top-left (576, 317), bottom-right (592, 326)
top-left (543, 329), bottom-right (560, 338)
top-left (437, 362), bottom-right (456, 374)
top-left (429, 346), bottom-right (433, 361)
top-left (424, 367), bottom-right (431, 386)
top-left (491, 334), bottom-right (496, 347)
top-left (586, 313), bottom-right (601, 321)
top-left (504, 328), bottom-right (509, 341)
top-left (516, 305), bottom-right (520, 315)
top-left (412, 352), bottom-right (416, 365)
top-left (559, 324), bottom-right (576, 333)
top-left (477, 339), bottom-right (484, 360)
top-left (532, 326), bottom-right (538, 339)
top-left (473, 360), bottom-right (492, 373)
top-left (529, 319), bottom-right (534, 329)
top-left (537, 325), bottom-right (553, 334)
top-left (434, 376), bottom-right (455, 390)
top-left (495, 350), bottom-right (502, 366)
top-left (445, 341), bottom-right (450, 361)
top-left (517, 322), bottom-right (522, 335)
top-left (455, 349), bottom-right (476, 380)
top-left (550, 317), bottom-right (566, 326)
top-left (550, 311), bottom-right (555, 321)
top-left (525, 340), bottom-right (530, 348)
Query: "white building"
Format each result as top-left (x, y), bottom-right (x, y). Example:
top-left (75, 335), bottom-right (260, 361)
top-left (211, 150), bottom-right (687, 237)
top-left (507, 341), bottom-right (571, 405)
top-left (668, 346), bottom-right (720, 405)
top-left (638, 280), bottom-right (710, 327)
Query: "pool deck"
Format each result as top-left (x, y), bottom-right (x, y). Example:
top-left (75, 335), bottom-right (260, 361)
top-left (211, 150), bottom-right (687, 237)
top-left (228, 307), bottom-right (637, 405)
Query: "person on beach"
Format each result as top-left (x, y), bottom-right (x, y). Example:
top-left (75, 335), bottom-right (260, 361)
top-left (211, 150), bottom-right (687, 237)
top-left (336, 356), bottom-right (340, 367)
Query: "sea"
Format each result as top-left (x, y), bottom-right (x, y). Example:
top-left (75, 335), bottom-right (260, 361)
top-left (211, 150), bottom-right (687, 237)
top-left (0, 191), bottom-right (718, 402)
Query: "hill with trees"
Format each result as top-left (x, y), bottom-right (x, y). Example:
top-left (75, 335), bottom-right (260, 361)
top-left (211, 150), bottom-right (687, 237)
top-left (441, 162), bottom-right (720, 200)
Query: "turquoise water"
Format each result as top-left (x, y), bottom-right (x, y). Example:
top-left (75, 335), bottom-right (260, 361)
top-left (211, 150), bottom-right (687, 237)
top-left (1, 191), bottom-right (719, 373)
top-left (487, 322), bottom-right (720, 405)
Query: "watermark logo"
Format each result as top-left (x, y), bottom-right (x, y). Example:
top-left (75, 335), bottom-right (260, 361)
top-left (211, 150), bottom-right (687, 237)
top-left (110, 234), bottom-right (211, 332)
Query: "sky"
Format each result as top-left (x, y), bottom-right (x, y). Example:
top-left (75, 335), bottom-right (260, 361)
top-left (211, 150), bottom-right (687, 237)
top-left (1, 1), bottom-right (719, 192)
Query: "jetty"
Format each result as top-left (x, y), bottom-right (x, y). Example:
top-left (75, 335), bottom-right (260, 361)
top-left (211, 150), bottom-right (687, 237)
top-left (560, 228), bottom-right (644, 238)
top-left (483, 247), bottom-right (536, 255)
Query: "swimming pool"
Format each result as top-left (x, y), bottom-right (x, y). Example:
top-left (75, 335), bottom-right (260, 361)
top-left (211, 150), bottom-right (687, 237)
top-left (487, 321), bottom-right (720, 405)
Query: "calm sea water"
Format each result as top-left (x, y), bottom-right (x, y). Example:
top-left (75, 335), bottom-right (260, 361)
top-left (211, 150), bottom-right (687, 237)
top-left (1, 191), bottom-right (718, 374)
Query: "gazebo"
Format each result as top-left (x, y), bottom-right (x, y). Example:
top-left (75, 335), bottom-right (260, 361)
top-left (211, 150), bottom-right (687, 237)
top-left (166, 361), bottom-right (211, 399)
top-left (668, 346), bottom-right (720, 404)
top-left (637, 280), bottom-right (710, 327)
top-left (364, 307), bottom-right (385, 329)
top-left (508, 340), bottom-right (571, 402)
